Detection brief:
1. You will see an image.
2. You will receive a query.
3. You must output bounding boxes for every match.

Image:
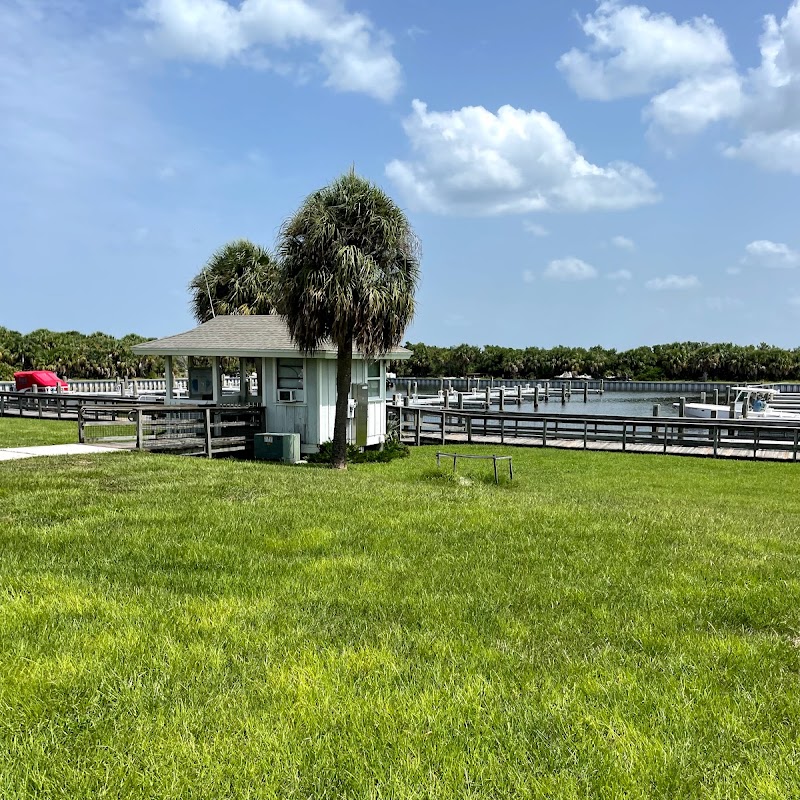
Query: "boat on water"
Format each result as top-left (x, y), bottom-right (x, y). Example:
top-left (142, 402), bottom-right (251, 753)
top-left (675, 387), bottom-right (800, 420)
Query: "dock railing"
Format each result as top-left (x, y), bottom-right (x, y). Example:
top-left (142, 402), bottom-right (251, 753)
top-left (388, 404), bottom-right (800, 462)
top-left (0, 389), bottom-right (139, 421)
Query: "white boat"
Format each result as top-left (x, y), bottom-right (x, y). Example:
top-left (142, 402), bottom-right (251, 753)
top-left (675, 387), bottom-right (800, 421)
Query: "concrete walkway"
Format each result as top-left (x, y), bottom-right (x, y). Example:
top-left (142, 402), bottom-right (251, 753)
top-left (0, 444), bottom-right (120, 462)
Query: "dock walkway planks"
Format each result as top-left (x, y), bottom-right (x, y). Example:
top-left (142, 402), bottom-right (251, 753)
top-left (402, 430), bottom-right (797, 462)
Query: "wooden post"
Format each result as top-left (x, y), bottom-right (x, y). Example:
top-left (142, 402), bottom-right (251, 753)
top-left (700, 391), bottom-right (706, 403)
top-left (415, 409), bottom-right (421, 446)
top-left (467, 416), bottom-right (472, 443)
top-left (444, 392), bottom-right (450, 409)
top-left (412, 381), bottom-right (418, 398)
top-left (165, 355), bottom-right (174, 403)
top-left (561, 384), bottom-right (567, 404)
top-left (499, 388), bottom-right (505, 412)
top-left (713, 389), bottom-right (719, 405)
top-left (485, 387), bottom-right (491, 410)
top-left (584, 381), bottom-right (588, 402)
top-left (678, 397), bottom-right (686, 416)
top-left (204, 408), bottom-right (212, 457)
top-left (741, 399), bottom-right (748, 419)
top-left (458, 392), bottom-right (464, 410)
top-left (583, 421), bottom-right (588, 449)
top-left (439, 378), bottom-right (444, 394)
top-left (545, 381), bottom-right (550, 401)
top-left (517, 385), bottom-right (522, 404)
top-left (542, 419), bottom-right (547, 447)
top-left (534, 385), bottom-right (540, 410)
top-left (135, 409), bottom-right (143, 450)
top-left (493, 456), bottom-right (499, 485)
top-left (713, 425), bottom-right (719, 457)
top-left (440, 411), bottom-right (446, 445)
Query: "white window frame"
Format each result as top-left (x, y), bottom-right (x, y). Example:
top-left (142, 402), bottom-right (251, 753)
top-left (276, 357), bottom-right (305, 403)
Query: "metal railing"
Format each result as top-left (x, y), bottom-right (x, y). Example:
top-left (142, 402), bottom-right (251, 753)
top-left (389, 404), bottom-right (800, 462)
top-left (0, 390), bottom-right (137, 420)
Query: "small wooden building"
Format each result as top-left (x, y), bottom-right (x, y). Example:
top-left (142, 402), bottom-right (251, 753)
top-left (132, 315), bottom-right (410, 454)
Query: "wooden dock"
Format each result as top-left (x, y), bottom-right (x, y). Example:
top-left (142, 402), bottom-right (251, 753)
top-left (390, 404), bottom-right (800, 463)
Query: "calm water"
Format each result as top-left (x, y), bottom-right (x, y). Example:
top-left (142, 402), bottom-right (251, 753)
top-left (400, 390), bottom-right (690, 418)
top-left (522, 391), bottom-right (684, 418)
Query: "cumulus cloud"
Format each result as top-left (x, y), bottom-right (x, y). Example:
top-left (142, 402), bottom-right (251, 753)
top-left (385, 100), bottom-right (659, 215)
top-left (606, 268), bottom-right (632, 280)
top-left (645, 71), bottom-right (742, 136)
top-left (743, 240), bottom-right (800, 268)
top-left (611, 235), bottom-right (635, 250)
top-left (646, 274), bottom-right (700, 290)
top-left (544, 258), bottom-right (598, 281)
top-left (557, 1), bottom-right (733, 100)
top-left (560, 1), bottom-right (800, 174)
top-left (136, 0), bottom-right (402, 101)
top-left (724, 130), bottom-right (800, 174)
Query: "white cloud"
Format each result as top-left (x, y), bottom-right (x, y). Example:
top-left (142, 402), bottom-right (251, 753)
top-left (522, 269), bottom-right (536, 283)
top-left (557, 1), bottom-right (733, 100)
top-left (611, 235), bottom-right (635, 250)
top-left (724, 130), bottom-right (800, 174)
top-left (789, 296), bottom-right (800, 307)
top-left (136, 0), bottom-right (402, 101)
top-left (544, 258), bottom-right (598, 281)
top-left (560, 1), bottom-right (800, 174)
top-left (386, 100), bottom-right (659, 215)
top-left (606, 268), bottom-right (632, 280)
top-left (646, 274), bottom-right (700, 290)
top-left (646, 71), bottom-right (742, 136)
top-left (523, 221), bottom-right (549, 237)
top-left (743, 239), bottom-right (800, 268)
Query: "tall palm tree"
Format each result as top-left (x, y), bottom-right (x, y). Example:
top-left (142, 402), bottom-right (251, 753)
top-left (275, 170), bottom-right (420, 469)
top-left (189, 239), bottom-right (277, 323)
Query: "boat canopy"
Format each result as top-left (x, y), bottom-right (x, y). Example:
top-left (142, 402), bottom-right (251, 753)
top-left (13, 371), bottom-right (68, 390)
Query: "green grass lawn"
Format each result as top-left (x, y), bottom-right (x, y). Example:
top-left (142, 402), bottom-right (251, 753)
top-left (1, 430), bottom-right (799, 798)
top-left (0, 416), bottom-right (77, 447)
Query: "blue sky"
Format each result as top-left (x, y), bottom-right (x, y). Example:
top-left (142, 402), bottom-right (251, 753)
top-left (2, 0), bottom-right (800, 350)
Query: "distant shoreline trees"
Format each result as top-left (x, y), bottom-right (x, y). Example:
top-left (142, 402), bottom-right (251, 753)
top-left (2, 327), bottom-right (799, 384)
top-left (394, 341), bottom-right (800, 383)
top-left (0, 327), bottom-right (164, 381)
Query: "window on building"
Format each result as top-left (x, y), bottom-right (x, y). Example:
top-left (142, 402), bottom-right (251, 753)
top-left (367, 360), bottom-right (381, 398)
top-left (277, 358), bottom-right (304, 400)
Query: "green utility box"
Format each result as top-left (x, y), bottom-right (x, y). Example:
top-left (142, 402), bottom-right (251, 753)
top-left (254, 433), bottom-right (301, 464)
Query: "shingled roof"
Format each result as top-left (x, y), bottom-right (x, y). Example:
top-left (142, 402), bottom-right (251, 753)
top-left (131, 315), bottom-right (411, 359)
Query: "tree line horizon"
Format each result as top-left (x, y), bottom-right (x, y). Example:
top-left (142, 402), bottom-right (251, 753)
top-left (2, 326), bottom-right (799, 384)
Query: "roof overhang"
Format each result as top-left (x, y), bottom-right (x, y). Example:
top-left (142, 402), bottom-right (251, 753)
top-left (131, 345), bottom-right (410, 360)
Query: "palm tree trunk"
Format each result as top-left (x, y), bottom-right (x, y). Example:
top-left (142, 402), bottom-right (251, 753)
top-left (332, 336), bottom-right (353, 469)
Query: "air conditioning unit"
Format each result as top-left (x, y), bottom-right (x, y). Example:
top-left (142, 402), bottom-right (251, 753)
top-left (278, 389), bottom-right (297, 402)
